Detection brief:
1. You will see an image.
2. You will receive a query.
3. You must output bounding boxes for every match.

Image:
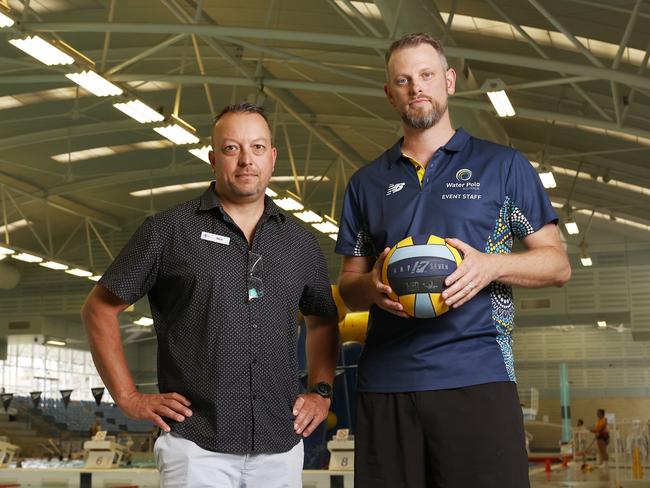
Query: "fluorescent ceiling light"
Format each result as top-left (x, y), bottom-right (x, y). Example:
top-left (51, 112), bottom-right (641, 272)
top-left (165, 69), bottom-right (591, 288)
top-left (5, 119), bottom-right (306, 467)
top-left (66, 71), bottom-right (123, 97)
top-left (564, 220), bottom-right (579, 235)
top-left (113, 100), bottom-right (164, 123)
top-left (39, 261), bottom-right (69, 271)
top-left (597, 320), bottom-right (607, 328)
top-left (12, 252), bottom-right (43, 263)
top-left (329, 233), bottom-right (338, 241)
top-left (88, 275), bottom-right (102, 282)
top-left (189, 146), bottom-right (211, 164)
top-left (270, 176), bottom-right (330, 183)
top-left (129, 181), bottom-right (211, 197)
top-left (265, 188), bottom-right (278, 198)
top-left (0, 255), bottom-right (5, 261)
top-left (134, 316), bottom-right (154, 326)
top-left (486, 89), bottom-right (515, 117)
top-left (312, 220), bottom-right (339, 234)
top-left (580, 256), bottom-right (592, 267)
top-left (45, 339), bottom-right (66, 346)
top-left (273, 196), bottom-right (304, 211)
top-left (65, 268), bottom-right (92, 277)
top-left (9, 36), bottom-right (74, 66)
top-left (0, 245), bottom-right (14, 255)
top-left (294, 210), bottom-right (322, 223)
top-left (538, 170), bottom-right (556, 189)
top-left (0, 11), bottom-right (15, 27)
top-left (0, 219), bottom-right (30, 234)
top-left (154, 123), bottom-right (199, 145)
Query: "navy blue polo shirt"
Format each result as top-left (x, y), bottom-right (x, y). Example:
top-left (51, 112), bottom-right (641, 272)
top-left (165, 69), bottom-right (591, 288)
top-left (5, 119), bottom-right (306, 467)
top-left (335, 128), bottom-right (557, 392)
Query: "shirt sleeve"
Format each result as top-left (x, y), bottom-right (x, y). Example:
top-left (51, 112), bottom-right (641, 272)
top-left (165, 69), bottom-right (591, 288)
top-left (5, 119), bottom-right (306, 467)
top-left (299, 233), bottom-right (338, 318)
top-left (98, 216), bottom-right (161, 304)
top-left (335, 176), bottom-right (376, 257)
top-left (504, 151), bottom-right (558, 241)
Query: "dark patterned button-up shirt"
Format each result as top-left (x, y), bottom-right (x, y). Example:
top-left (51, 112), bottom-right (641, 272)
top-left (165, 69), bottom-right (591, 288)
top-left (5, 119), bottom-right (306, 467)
top-left (99, 183), bottom-right (337, 453)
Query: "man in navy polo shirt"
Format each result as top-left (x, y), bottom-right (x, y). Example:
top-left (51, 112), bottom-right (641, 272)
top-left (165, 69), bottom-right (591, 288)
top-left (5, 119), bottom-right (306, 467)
top-left (336, 33), bottom-right (571, 487)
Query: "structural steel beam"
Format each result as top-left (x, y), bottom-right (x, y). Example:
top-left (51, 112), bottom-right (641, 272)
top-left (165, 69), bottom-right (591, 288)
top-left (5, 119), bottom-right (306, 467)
top-left (106, 33), bottom-right (187, 75)
top-left (3, 99), bottom-right (650, 155)
top-left (158, 0), bottom-right (365, 171)
top-left (216, 36), bottom-right (383, 87)
top-left (527, 0), bottom-right (605, 68)
top-left (610, 0), bottom-right (643, 127)
top-left (23, 23), bottom-right (650, 91)
top-left (43, 159), bottom-right (337, 198)
top-left (451, 98), bottom-right (650, 146)
top-left (486, 0), bottom-right (612, 121)
top-left (0, 177), bottom-right (121, 230)
top-left (0, 73), bottom-right (381, 97)
top-left (456, 75), bottom-right (595, 97)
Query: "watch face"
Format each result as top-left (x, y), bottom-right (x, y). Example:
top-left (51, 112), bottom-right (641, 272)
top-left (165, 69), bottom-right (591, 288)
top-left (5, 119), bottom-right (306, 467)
top-left (315, 382), bottom-right (332, 397)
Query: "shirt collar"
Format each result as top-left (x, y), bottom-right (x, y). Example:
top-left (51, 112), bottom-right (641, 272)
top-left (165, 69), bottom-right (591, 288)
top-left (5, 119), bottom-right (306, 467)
top-left (444, 127), bottom-right (470, 152)
top-left (388, 127), bottom-right (470, 165)
top-left (198, 182), bottom-right (285, 222)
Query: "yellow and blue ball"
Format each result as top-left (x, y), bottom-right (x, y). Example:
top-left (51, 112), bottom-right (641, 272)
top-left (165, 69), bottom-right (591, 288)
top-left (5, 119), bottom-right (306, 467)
top-left (381, 235), bottom-right (463, 318)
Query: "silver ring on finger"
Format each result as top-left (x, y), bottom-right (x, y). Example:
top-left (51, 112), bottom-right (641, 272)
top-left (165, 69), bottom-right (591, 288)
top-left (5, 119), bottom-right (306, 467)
top-left (466, 282), bottom-right (475, 291)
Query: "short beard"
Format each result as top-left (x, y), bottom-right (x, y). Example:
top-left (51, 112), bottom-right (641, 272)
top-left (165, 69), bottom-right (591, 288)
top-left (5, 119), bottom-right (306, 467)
top-left (401, 99), bottom-right (447, 130)
top-left (232, 184), bottom-right (261, 198)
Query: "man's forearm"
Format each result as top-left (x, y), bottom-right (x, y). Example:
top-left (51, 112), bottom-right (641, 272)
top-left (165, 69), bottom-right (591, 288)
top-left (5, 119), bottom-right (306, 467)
top-left (491, 246), bottom-right (571, 288)
top-left (338, 271), bottom-right (375, 311)
top-left (82, 300), bottom-right (138, 405)
top-left (305, 316), bottom-right (340, 385)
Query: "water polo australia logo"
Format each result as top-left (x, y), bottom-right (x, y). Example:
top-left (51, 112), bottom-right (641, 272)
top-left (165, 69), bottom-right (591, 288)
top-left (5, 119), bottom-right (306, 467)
top-left (456, 169), bottom-right (472, 181)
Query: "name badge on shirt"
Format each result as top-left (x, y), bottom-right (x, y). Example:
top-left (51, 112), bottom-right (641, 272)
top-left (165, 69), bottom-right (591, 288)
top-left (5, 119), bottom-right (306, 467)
top-left (201, 231), bottom-right (230, 245)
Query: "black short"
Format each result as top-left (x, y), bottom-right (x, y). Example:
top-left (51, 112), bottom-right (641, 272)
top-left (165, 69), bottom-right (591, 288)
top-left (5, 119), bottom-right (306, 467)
top-left (355, 381), bottom-right (530, 488)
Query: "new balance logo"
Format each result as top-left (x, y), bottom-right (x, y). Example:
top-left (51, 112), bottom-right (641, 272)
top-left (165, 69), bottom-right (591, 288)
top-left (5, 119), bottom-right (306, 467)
top-left (386, 182), bottom-right (405, 196)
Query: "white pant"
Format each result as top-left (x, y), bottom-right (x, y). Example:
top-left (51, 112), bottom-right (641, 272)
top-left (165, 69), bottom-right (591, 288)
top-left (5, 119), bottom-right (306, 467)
top-left (154, 432), bottom-right (304, 488)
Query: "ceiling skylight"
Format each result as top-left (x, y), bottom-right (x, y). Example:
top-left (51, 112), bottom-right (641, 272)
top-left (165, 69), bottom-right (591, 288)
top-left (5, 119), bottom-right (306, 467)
top-left (130, 182), bottom-right (212, 197)
top-left (440, 11), bottom-right (648, 67)
top-left (51, 140), bottom-right (173, 163)
top-left (334, 1), bottom-right (382, 20)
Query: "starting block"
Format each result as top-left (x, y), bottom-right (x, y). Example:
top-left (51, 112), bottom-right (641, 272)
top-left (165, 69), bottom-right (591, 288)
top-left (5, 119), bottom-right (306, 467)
top-left (0, 441), bottom-right (19, 468)
top-left (83, 431), bottom-right (128, 469)
top-left (327, 429), bottom-right (354, 471)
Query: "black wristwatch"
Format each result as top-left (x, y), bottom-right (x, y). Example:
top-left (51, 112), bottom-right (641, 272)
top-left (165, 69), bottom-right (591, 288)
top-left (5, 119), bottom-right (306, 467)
top-left (309, 382), bottom-right (333, 399)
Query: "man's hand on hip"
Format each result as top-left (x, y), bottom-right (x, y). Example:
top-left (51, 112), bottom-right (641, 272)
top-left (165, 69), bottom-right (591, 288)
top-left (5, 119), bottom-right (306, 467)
top-left (118, 391), bottom-right (192, 433)
top-left (292, 393), bottom-right (331, 437)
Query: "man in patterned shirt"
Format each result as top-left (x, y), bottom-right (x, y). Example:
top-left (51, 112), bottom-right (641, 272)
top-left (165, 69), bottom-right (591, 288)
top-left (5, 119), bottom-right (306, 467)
top-left (82, 102), bottom-right (339, 487)
top-left (335, 33), bottom-right (571, 487)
